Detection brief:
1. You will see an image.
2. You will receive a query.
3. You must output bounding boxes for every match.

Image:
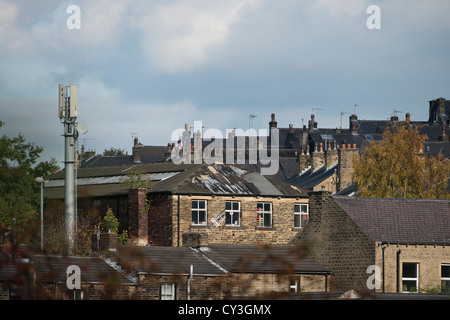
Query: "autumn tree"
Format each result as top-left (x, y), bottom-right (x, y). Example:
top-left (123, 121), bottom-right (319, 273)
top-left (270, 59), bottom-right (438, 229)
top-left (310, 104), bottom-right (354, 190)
top-left (354, 122), bottom-right (449, 198)
top-left (0, 121), bottom-right (59, 232)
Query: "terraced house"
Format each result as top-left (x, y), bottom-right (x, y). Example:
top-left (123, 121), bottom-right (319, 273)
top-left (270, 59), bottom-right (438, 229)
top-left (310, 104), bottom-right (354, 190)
top-left (43, 162), bottom-right (310, 247)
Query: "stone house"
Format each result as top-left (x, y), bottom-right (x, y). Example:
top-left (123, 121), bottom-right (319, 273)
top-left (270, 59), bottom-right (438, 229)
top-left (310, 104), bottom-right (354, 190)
top-left (44, 162), bottom-right (310, 248)
top-left (109, 236), bottom-right (331, 300)
top-left (1, 235), bottom-right (331, 300)
top-left (145, 162), bottom-right (309, 247)
top-left (294, 191), bottom-right (450, 294)
top-left (0, 247), bottom-right (136, 300)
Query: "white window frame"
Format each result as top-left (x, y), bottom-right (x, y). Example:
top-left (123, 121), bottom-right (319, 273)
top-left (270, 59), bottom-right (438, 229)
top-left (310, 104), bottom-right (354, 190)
top-left (191, 200), bottom-right (207, 226)
top-left (257, 202), bottom-right (272, 227)
top-left (289, 278), bottom-right (299, 293)
top-left (402, 262), bottom-right (419, 293)
top-left (160, 283), bottom-right (176, 300)
top-left (65, 290), bottom-right (84, 300)
top-left (441, 264), bottom-right (450, 293)
top-left (294, 204), bottom-right (308, 228)
top-left (225, 201), bottom-right (240, 226)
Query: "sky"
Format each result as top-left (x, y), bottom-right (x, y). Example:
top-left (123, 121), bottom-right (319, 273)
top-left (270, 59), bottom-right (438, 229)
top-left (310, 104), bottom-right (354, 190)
top-left (1, 0), bottom-right (449, 166)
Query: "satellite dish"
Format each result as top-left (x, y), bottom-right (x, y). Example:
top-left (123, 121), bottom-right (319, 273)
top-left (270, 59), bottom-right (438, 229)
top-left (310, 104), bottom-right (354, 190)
top-left (77, 122), bottom-right (89, 134)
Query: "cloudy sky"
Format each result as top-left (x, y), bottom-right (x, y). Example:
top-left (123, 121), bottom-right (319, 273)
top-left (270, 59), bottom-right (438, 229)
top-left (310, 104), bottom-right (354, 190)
top-left (1, 0), bottom-right (449, 166)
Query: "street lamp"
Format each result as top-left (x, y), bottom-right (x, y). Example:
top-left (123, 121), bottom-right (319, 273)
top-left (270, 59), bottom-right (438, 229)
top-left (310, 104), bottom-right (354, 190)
top-left (35, 177), bottom-right (47, 252)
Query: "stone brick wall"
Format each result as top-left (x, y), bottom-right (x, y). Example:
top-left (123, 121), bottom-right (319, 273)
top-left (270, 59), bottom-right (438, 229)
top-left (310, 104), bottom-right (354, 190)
top-left (375, 243), bottom-right (450, 293)
top-left (293, 191), bottom-right (376, 291)
top-left (148, 194), bottom-right (173, 246)
top-left (128, 188), bottom-right (148, 246)
top-left (337, 147), bottom-right (358, 190)
top-left (137, 274), bottom-right (224, 300)
top-left (158, 194), bottom-right (309, 247)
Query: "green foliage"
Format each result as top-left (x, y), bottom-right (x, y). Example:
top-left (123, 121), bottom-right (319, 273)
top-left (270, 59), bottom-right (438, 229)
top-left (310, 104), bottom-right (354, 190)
top-left (354, 122), bottom-right (450, 198)
top-left (100, 208), bottom-right (119, 233)
top-left (0, 121), bottom-right (60, 228)
top-left (121, 167), bottom-right (150, 189)
top-left (100, 208), bottom-right (130, 245)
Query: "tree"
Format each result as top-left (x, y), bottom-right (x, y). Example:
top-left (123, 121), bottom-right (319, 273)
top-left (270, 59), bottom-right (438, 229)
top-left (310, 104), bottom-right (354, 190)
top-left (0, 121), bottom-right (60, 229)
top-left (354, 122), bottom-right (450, 198)
top-left (120, 167), bottom-right (150, 189)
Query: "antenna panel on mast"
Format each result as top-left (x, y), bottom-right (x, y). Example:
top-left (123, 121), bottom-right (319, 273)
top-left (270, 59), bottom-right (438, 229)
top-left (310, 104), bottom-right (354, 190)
top-left (69, 84), bottom-right (78, 118)
top-left (58, 85), bottom-right (64, 119)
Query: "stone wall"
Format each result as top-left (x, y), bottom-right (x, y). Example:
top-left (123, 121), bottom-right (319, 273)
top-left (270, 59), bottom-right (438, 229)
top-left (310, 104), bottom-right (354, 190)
top-left (293, 191), bottom-right (376, 291)
top-left (375, 243), bottom-right (450, 293)
top-left (128, 188), bottom-right (148, 246)
top-left (337, 146), bottom-right (358, 190)
top-left (154, 194), bottom-right (309, 247)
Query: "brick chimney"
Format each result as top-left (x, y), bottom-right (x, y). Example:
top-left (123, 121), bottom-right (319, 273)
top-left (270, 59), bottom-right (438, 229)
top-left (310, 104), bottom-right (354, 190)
top-left (269, 113), bottom-right (278, 130)
top-left (132, 137), bottom-right (142, 164)
top-left (324, 141), bottom-right (338, 169)
top-left (338, 144), bottom-right (359, 191)
top-left (128, 188), bottom-right (148, 246)
top-left (297, 145), bottom-right (311, 174)
top-left (311, 142), bottom-right (325, 171)
top-left (349, 114), bottom-right (358, 133)
top-left (182, 232), bottom-right (208, 248)
top-left (91, 232), bottom-right (117, 252)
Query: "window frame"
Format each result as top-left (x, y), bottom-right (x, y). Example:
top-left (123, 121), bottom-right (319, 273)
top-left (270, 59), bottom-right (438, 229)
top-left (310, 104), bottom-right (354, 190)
top-left (225, 201), bottom-right (241, 226)
top-left (402, 262), bottom-right (419, 293)
top-left (64, 290), bottom-right (84, 300)
top-left (294, 204), bottom-right (308, 228)
top-left (191, 200), bottom-right (207, 226)
top-left (441, 264), bottom-right (450, 293)
top-left (160, 283), bottom-right (177, 300)
top-left (257, 202), bottom-right (272, 228)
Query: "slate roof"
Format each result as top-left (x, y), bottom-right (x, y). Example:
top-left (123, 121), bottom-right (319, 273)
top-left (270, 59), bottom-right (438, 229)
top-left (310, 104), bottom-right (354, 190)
top-left (112, 244), bottom-right (331, 276)
top-left (287, 162), bottom-right (337, 190)
top-left (332, 196), bottom-right (450, 245)
top-left (81, 145), bottom-right (169, 168)
top-left (199, 244), bottom-right (331, 275)
top-left (43, 162), bottom-right (193, 199)
top-left (149, 163), bottom-right (308, 197)
top-left (0, 252), bottom-right (134, 284)
top-left (114, 246), bottom-right (227, 276)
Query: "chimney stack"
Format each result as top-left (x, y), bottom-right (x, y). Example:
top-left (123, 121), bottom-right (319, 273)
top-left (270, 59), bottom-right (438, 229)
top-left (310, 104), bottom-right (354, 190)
top-left (312, 142), bottom-right (325, 171)
top-left (128, 188), bottom-right (148, 246)
top-left (269, 113), bottom-right (278, 129)
top-left (132, 138), bottom-right (142, 163)
top-left (182, 232), bottom-right (208, 248)
top-left (338, 144), bottom-right (358, 191)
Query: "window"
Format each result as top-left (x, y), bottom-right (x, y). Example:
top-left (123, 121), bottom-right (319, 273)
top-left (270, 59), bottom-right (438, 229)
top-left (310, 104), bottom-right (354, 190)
top-left (192, 200), bottom-right (207, 225)
top-left (160, 283), bottom-right (176, 300)
top-left (402, 263), bottom-right (419, 293)
top-left (294, 204), bottom-right (308, 228)
top-left (289, 278), bottom-right (299, 293)
top-left (257, 202), bottom-right (272, 227)
top-left (65, 290), bottom-right (84, 300)
top-left (441, 264), bottom-right (450, 293)
top-left (225, 201), bottom-right (240, 226)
